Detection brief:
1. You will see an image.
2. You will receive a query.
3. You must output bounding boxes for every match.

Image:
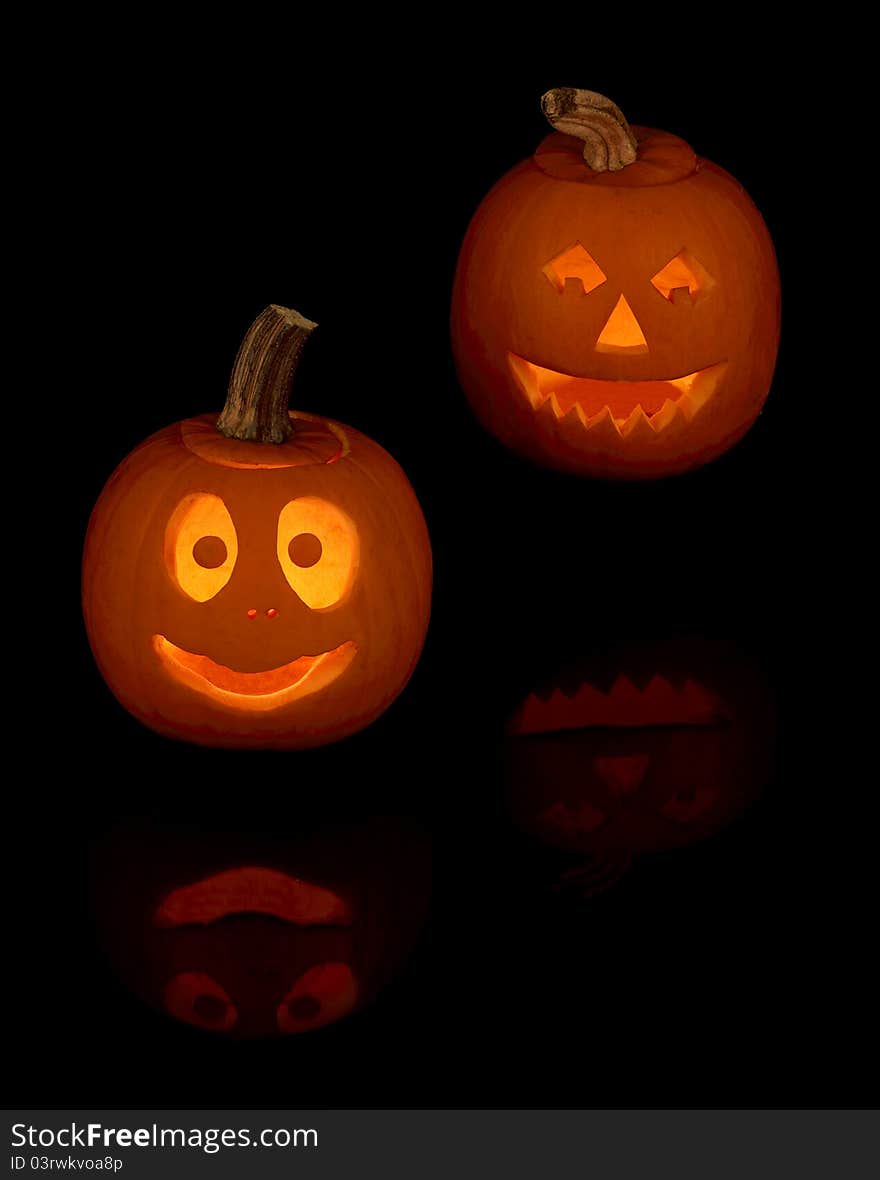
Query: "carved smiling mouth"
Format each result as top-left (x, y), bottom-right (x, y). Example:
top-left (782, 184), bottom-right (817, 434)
top-left (509, 353), bottom-right (727, 439)
top-left (152, 635), bottom-right (357, 711)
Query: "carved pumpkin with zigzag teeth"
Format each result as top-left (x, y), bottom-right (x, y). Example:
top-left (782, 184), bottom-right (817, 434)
top-left (503, 638), bottom-right (775, 896)
top-left (451, 89), bottom-right (780, 478)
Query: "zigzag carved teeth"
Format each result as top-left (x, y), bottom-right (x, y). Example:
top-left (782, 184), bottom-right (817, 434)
top-left (509, 353), bottom-right (726, 440)
top-left (581, 405), bottom-right (621, 446)
top-left (556, 401), bottom-right (591, 448)
top-left (628, 669), bottom-right (657, 693)
top-left (535, 394), bottom-right (561, 430)
top-left (580, 660), bottom-right (620, 695)
top-left (647, 397), bottom-right (679, 432)
top-left (619, 404), bottom-right (655, 443)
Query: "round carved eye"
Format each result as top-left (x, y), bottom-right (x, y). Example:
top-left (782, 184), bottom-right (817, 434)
top-left (192, 535), bottom-right (228, 569)
top-left (288, 532), bottom-right (323, 569)
top-left (165, 494), bottom-right (238, 602)
top-left (277, 498), bottom-right (359, 610)
top-left (276, 962), bottom-right (358, 1034)
top-left (163, 971), bottom-right (238, 1032)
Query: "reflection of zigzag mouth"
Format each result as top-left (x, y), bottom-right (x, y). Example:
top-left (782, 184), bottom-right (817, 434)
top-left (508, 674), bottom-right (731, 737)
top-left (508, 352), bottom-right (727, 438)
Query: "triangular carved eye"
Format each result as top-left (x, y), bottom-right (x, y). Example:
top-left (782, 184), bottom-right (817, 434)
top-left (651, 248), bottom-right (715, 302)
top-left (543, 242), bottom-right (607, 294)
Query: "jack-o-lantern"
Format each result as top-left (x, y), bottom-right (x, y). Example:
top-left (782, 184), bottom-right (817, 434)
top-left (82, 306), bottom-right (432, 748)
top-left (90, 817), bottom-right (430, 1038)
top-left (504, 639), bottom-right (774, 895)
top-left (451, 89), bottom-right (780, 478)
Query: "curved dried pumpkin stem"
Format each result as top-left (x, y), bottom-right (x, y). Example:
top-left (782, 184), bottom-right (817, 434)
top-left (217, 305), bottom-right (317, 443)
top-left (541, 88), bottom-right (638, 173)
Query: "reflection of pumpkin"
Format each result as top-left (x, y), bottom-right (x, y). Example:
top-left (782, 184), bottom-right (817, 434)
top-left (82, 306), bottom-right (432, 749)
top-left (451, 88), bottom-right (780, 478)
top-left (91, 817), bottom-right (430, 1038)
top-left (504, 639), bottom-right (774, 891)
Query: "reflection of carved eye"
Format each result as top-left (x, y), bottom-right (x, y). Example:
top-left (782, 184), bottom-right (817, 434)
top-left (651, 248), bottom-right (714, 303)
top-left (658, 786), bottom-right (718, 824)
top-left (165, 494), bottom-right (238, 602)
top-left (163, 971), bottom-right (238, 1031)
top-left (276, 962), bottom-right (358, 1034)
top-left (543, 242), bottom-right (607, 294)
top-left (277, 498), bottom-right (359, 610)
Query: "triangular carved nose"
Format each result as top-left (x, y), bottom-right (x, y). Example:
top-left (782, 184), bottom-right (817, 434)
top-left (595, 295), bottom-right (649, 354)
top-left (593, 754), bottom-right (650, 796)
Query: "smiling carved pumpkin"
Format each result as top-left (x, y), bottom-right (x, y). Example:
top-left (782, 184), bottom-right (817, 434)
top-left (82, 306), bottom-right (432, 748)
top-left (451, 89), bottom-right (780, 478)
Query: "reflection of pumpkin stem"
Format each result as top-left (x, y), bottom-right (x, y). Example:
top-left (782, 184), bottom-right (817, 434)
top-left (541, 89), bottom-right (638, 173)
top-left (554, 855), bottom-right (632, 900)
top-left (217, 305), bottom-right (317, 443)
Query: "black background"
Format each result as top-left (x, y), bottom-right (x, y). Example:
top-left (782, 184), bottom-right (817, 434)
top-left (10, 25), bottom-right (865, 1109)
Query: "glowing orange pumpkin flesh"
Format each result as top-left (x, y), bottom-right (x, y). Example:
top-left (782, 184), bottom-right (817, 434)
top-left (152, 635), bottom-right (357, 710)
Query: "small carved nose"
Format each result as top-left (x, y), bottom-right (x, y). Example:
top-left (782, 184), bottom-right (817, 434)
top-left (596, 295), bottom-right (648, 354)
top-left (246, 608), bottom-right (278, 619)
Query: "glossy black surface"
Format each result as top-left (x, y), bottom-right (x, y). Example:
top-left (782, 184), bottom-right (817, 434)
top-left (12, 41), bottom-right (852, 1108)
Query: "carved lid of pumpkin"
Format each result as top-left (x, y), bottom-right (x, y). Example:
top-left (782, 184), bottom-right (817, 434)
top-left (182, 411), bottom-right (350, 469)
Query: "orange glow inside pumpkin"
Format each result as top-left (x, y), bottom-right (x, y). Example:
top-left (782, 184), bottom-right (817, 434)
top-left (507, 240), bottom-right (729, 436)
top-left (542, 242), bottom-right (607, 295)
top-left (153, 866), bottom-right (353, 928)
top-left (276, 497), bottom-right (359, 610)
top-left (508, 353), bottom-right (726, 432)
top-left (595, 294), bottom-right (649, 354)
top-left (651, 248), bottom-right (714, 303)
top-left (157, 492), bottom-right (361, 711)
top-left (165, 493), bottom-right (238, 602)
top-left (152, 635), bottom-right (358, 711)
